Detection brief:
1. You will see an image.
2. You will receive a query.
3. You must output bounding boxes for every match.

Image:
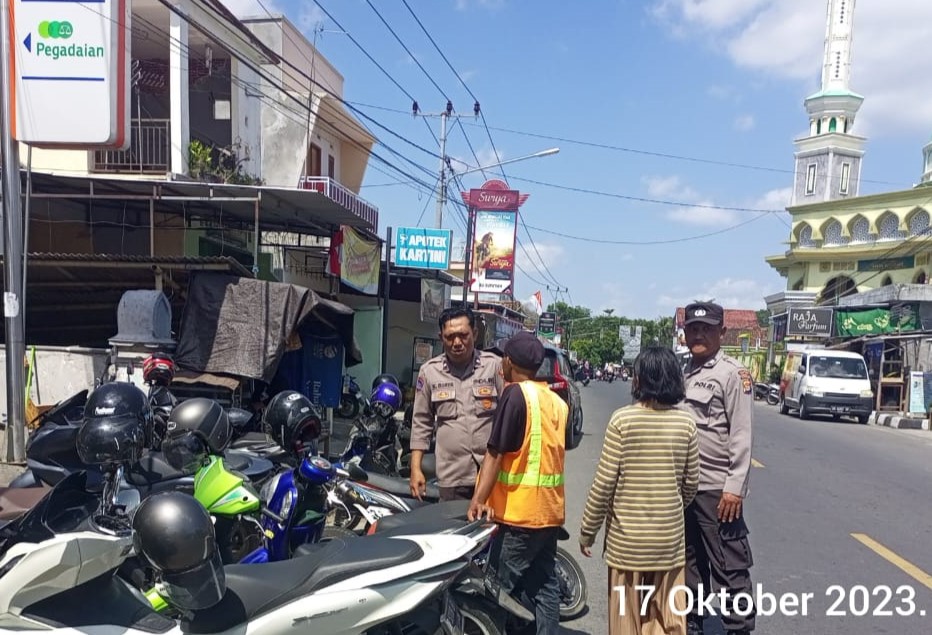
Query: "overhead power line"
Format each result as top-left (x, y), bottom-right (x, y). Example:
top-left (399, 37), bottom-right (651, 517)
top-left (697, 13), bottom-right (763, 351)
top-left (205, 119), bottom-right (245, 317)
top-left (524, 213), bottom-right (774, 245)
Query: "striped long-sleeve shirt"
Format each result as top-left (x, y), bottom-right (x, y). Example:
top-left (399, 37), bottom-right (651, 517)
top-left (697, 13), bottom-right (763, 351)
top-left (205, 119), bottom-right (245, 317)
top-left (579, 404), bottom-right (699, 571)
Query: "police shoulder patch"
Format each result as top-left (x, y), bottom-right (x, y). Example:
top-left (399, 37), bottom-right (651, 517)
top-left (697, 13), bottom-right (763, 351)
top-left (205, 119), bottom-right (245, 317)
top-left (416, 376), bottom-right (425, 392)
top-left (737, 369), bottom-right (753, 395)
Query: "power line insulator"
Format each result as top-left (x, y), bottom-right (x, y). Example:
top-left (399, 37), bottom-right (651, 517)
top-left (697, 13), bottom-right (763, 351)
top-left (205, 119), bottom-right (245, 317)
top-left (473, 101), bottom-right (480, 116)
top-left (445, 100), bottom-right (453, 115)
top-left (412, 100), bottom-right (419, 116)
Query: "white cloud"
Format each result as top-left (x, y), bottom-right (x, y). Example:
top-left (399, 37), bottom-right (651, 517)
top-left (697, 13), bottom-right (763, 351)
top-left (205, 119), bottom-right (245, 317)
top-left (298, 6), bottom-right (325, 31)
top-left (734, 114), bottom-right (755, 132)
top-left (657, 277), bottom-right (777, 311)
top-left (450, 147), bottom-right (504, 174)
top-left (519, 242), bottom-right (565, 270)
top-left (643, 175), bottom-right (698, 200)
top-left (752, 186), bottom-right (792, 211)
top-left (650, 0), bottom-right (932, 136)
top-left (643, 175), bottom-right (738, 225)
top-left (668, 205), bottom-right (737, 226)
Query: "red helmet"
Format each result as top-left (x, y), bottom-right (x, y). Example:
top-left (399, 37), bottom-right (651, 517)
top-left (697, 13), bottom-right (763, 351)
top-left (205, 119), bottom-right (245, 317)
top-left (143, 353), bottom-right (176, 387)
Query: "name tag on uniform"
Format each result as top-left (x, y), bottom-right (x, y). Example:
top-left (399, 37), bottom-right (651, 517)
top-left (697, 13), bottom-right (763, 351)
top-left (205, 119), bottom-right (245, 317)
top-left (432, 388), bottom-right (455, 402)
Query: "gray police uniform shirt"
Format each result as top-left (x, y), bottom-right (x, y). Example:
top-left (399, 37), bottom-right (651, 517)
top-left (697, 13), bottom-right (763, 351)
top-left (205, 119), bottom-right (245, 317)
top-left (680, 351), bottom-right (754, 498)
top-left (409, 351), bottom-right (504, 488)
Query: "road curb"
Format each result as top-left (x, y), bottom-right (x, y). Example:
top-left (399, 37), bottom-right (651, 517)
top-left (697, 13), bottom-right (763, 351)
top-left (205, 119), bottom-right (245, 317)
top-left (869, 412), bottom-right (931, 431)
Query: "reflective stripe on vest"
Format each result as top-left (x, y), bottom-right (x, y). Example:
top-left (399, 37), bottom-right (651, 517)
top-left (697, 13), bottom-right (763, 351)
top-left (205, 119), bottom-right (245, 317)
top-left (496, 382), bottom-right (565, 488)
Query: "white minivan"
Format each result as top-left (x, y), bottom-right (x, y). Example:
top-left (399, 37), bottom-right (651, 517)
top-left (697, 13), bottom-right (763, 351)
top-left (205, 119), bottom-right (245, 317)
top-left (779, 350), bottom-right (873, 423)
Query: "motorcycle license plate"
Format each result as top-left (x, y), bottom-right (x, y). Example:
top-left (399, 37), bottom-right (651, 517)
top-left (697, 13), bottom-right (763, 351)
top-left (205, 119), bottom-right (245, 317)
top-left (441, 592), bottom-right (465, 635)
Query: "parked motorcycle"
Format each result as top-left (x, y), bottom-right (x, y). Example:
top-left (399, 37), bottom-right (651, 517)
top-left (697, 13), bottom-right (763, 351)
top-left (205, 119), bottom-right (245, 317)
top-left (0, 472), bottom-right (498, 635)
top-left (755, 382), bottom-right (781, 405)
top-left (337, 374), bottom-right (367, 419)
top-left (328, 466), bottom-right (588, 621)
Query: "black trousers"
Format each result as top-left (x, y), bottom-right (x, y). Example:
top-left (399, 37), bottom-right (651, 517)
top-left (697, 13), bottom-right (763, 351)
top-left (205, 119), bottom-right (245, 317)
top-left (685, 490), bottom-right (755, 633)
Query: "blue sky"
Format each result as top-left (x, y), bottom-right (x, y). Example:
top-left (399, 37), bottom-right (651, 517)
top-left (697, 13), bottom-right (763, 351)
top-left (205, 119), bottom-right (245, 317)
top-left (228, 0), bottom-right (932, 318)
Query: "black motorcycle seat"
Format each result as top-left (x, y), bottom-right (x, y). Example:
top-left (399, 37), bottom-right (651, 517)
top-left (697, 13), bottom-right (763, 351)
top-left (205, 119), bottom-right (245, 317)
top-left (230, 431), bottom-right (268, 448)
top-left (364, 471), bottom-right (441, 501)
top-left (125, 452), bottom-right (189, 486)
top-left (372, 500), bottom-right (470, 534)
top-left (183, 537), bottom-right (424, 634)
top-left (420, 453), bottom-right (437, 479)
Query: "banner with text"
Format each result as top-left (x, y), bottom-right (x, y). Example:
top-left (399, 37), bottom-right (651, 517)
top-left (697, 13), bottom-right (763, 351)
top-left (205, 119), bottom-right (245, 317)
top-left (469, 211), bottom-right (517, 294)
top-left (336, 226), bottom-right (380, 295)
top-left (395, 227), bottom-right (452, 269)
top-left (420, 279), bottom-right (449, 323)
top-left (835, 306), bottom-right (919, 337)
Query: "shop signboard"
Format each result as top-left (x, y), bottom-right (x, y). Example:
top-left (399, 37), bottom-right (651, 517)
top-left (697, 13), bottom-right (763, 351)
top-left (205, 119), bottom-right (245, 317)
top-left (395, 227), bottom-right (452, 269)
top-left (786, 307), bottom-right (834, 338)
top-left (835, 306), bottom-right (919, 337)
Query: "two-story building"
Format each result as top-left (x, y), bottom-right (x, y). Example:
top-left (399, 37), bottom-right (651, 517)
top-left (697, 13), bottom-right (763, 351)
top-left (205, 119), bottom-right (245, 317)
top-left (1, 2), bottom-right (383, 411)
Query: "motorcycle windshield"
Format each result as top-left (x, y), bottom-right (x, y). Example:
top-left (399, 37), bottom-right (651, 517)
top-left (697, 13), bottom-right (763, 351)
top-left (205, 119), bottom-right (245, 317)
top-left (30, 390), bottom-right (88, 428)
top-left (0, 472), bottom-right (99, 557)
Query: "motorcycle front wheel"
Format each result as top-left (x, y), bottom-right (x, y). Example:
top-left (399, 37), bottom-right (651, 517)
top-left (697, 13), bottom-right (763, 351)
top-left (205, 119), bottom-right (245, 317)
top-left (556, 546), bottom-right (588, 620)
top-left (337, 396), bottom-right (360, 419)
top-left (458, 596), bottom-right (504, 635)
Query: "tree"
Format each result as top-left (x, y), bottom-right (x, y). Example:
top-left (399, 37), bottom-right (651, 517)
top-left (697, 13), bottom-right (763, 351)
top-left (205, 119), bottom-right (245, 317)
top-left (603, 308), bottom-right (615, 317)
top-left (756, 309), bottom-right (770, 327)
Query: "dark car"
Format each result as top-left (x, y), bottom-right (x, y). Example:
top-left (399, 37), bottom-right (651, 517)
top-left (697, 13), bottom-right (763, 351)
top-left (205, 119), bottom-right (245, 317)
top-left (535, 344), bottom-right (584, 450)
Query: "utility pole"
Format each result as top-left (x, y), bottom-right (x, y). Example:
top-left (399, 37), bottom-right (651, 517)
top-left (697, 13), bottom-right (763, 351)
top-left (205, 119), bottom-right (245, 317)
top-left (1, 0), bottom-right (27, 462)
top-left (414, 100), bottom-right (481, 230)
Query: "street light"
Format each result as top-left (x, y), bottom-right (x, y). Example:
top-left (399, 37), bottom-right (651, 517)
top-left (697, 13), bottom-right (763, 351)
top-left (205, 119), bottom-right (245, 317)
top-left (437, 147), bottom-right (560, 229)
top-left (452, 147), bottom-right (560, 178)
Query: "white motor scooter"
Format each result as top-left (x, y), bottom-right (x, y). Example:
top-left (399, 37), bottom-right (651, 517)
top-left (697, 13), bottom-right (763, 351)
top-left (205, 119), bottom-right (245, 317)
top-left (0, 473), bottom-right (495, 635)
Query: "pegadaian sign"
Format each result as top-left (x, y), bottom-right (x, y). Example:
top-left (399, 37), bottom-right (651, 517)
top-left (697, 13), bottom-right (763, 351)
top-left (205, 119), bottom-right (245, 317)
top-left (11, 0), bottom-right (130, 147)
top-left (787, 307), bottom-right (834, 338)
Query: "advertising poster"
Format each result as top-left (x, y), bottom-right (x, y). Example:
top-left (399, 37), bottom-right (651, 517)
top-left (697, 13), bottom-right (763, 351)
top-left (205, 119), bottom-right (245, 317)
top-left (334, 226), bottom-right (380, 295)
top-left (469, 210), bottom-right (517, 294)
top-left (420, 279), bottom-right (447, 323)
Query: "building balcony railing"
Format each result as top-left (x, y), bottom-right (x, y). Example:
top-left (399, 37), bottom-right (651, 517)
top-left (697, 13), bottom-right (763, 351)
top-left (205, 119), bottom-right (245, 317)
top-left (299, 176), bottom-right (379, 231)
top-left (93, 118), bottom-right (170, 174)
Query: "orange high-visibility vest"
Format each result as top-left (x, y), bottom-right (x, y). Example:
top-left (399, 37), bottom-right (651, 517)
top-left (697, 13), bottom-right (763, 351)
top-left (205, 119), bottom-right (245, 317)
top-left (487, 381), bottom-right (568, 528)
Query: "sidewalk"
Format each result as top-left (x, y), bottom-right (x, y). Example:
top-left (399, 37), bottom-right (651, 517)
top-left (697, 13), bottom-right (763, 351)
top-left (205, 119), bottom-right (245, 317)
top-left (870, 412), bottom-right (931, 431)
top-left (0, 427), bottom-right (26, 486)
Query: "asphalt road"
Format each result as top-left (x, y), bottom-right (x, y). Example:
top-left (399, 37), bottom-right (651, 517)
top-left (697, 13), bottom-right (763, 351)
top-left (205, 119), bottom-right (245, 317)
top-left (562, 380), bottom-right (932, 635)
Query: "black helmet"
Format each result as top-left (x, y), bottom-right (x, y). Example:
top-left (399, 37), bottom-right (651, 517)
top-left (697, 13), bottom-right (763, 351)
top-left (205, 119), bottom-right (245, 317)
top-left (371, 373), bottom-right (400, 391)
top-left (132, 492), bottom-right (225, 610)
top-left (263, 391), bottom-right (322, 457)
top-left (162, 399), bottom-right (231, 473)
top-left (77, 382), bottom-right (151, 466)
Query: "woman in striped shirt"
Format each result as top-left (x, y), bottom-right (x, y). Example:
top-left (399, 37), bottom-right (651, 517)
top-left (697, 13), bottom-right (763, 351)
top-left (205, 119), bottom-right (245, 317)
top-left (580, 346), bottom-right (700, 635)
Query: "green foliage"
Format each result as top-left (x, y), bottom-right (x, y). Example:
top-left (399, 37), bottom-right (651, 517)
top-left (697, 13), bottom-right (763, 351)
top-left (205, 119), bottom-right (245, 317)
top-left (188, 140), bottom-right (263, 185)
top-left (756, 309), bottom-right (770, 327)
top-left (544, 301), bottom-right (676, 366)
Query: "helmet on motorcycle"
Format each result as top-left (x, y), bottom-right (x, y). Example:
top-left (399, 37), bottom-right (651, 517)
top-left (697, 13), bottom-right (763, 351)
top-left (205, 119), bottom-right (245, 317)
top-left (371, 373), bottom-right (399, 391)
top-left (77, 382), bottom-right (150, 466)
top-left (369, 381), bottom-right (403, 419)
top-left (162, 398), bottom-right (231, 473)
top-left (263, 391), bottom-right (322, 457)
top-left (132, 491), bottom-right (225, 610)
top-left (142, 353), bottom-right (176, 387)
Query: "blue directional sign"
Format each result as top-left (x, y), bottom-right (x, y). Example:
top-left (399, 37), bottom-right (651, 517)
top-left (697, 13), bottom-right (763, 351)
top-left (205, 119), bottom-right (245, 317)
top-left (395, 227), bottom-right (453, 270)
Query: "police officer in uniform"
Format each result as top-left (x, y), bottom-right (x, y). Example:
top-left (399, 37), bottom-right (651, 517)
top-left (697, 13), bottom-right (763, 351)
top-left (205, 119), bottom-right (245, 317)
top-left (409, 307), bottom-right (504, 502)
top-left (680, 302), bottom-right (755, 635)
